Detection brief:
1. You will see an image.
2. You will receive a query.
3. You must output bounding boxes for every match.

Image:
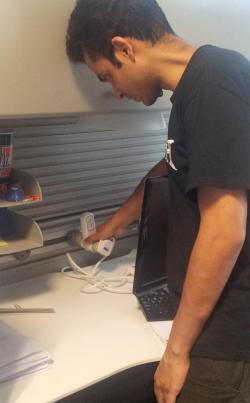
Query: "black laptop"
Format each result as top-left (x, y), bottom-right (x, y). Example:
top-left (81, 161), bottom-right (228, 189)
top-left (133, 176), bottom-right (175, 322)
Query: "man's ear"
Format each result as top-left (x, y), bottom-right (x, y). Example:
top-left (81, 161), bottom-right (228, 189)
top-left (111, 36), bottom-right (136, 64)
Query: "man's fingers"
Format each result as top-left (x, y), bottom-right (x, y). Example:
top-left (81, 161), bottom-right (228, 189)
top-left (155, 385), bottom-right (177, 403)
top-left (154, 387), bottom-right (165, 403)
top-left (82, 235), bottom-right (96, 244)
top-left (165, 392), bottom-right (177, 403)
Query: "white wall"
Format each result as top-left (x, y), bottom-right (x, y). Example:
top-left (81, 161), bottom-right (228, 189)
top-left (0, 0), bottom-right (249, 117)
top-left (0, 0), bottom-right (167, 117)
top-left (160, 0), bottom-right (250, 57)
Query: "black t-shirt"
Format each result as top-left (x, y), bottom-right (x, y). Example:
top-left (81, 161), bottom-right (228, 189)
top-left (167, 45), bottom-right (250, 360)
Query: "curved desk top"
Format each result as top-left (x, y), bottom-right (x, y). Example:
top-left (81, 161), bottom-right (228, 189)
top-left (0, 268), bottom-right (165, 403)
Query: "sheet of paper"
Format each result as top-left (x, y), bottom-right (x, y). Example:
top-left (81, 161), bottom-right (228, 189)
top-left (0, 320), bottom-right (52, 383)
top-left (149, 321), bottom-right (173, 344)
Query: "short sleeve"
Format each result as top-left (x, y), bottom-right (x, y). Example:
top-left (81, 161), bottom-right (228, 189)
top-left (184, 83), bottom-right (250, 193)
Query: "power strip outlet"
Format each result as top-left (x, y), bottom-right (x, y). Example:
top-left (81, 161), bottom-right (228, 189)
top-left (80, 212), bottom-right (96, 240)
top-left (80, 212), bottom-right (115, 257)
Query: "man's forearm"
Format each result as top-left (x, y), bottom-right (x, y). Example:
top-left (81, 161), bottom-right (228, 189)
top-left (110, 158), bottom-right (167, 226)
top-left (166, 229), bottom-right (244, 359)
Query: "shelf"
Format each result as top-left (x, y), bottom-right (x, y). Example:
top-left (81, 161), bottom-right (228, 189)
top-left (0, 211), bottom-right (43, 255)
top-left (0, 169), bottom-right (42, 208)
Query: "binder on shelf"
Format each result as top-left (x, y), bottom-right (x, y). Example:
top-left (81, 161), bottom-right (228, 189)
top-left (0, 169), bottom-right (43, 255)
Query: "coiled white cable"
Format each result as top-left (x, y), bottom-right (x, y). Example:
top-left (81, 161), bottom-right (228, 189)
top-left (61, 252), bottom-right (134, 294)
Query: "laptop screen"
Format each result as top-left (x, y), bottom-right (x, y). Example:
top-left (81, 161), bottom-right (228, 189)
top-left (133, 176), bottom-right (169, 295)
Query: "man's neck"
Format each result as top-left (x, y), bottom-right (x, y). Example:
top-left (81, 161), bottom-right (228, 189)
top-left (148, 35), bottom-right (197, 91)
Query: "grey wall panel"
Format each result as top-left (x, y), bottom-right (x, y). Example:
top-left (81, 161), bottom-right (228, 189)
top-left (12, 125), bottom-right (166, 219)
top-left (0, 112), bottom-right (168, 284)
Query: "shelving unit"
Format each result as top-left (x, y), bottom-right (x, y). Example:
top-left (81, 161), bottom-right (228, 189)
top-left (0, 169), bottom-right (42, 208)
top-left (0, 169), bottom-right (43, 256)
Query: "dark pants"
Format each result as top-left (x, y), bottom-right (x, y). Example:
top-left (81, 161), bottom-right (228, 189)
top-left (57, 358), bottom-right (250, 403)
top-left (177, 357), bottom-right (250, 403)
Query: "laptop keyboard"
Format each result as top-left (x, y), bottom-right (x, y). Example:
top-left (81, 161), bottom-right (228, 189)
top-left (138, 285), bottom-right (174, 321)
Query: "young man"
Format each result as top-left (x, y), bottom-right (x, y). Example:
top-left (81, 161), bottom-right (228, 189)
top-left (66, 1), bottom-right (250, 402)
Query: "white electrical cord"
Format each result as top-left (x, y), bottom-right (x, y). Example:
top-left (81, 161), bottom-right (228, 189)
top-left (61, 253), bottom-right (134, 294)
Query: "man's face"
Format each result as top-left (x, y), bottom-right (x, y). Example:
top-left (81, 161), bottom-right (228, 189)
top-left (85, 53), bottom-right (163, 106)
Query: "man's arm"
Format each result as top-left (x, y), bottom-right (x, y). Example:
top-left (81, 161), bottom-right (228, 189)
top-left (154, 187), bottom-right (247, 403)
top-left (85, 158), bottom-right (167, 243)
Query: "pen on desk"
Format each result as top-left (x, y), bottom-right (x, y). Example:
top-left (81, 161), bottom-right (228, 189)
top-left (0, 305), bottom-right (55, 314)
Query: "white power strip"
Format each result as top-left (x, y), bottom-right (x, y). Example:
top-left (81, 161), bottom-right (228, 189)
top-left (80, 212), bottom-right (115, 256)
top-left (80, 212), bottom-right (96, 240)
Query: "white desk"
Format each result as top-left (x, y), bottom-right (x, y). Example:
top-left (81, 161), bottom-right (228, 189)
top-left (0, 266), bottom-right (165, 403)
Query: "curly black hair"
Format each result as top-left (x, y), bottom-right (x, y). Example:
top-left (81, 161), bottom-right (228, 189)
top-left (66, 0), bottom-right (175, 66)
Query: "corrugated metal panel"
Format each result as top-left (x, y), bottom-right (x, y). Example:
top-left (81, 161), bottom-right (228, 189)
top-left (12, 122), bottom-right (167, 222)
top-left (0, 112), bottom-right (169, 282)
top-left (13, 134), bottom-right (165, 219)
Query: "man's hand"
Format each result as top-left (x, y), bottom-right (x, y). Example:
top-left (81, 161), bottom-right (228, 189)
top-left (154, 351), bottom-right (190, 403)
top-left (84, 218), bottom-right (127, 245)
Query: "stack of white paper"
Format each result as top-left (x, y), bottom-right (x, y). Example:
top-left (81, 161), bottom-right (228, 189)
top-left (0, 321), bottom-right (53, 383)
